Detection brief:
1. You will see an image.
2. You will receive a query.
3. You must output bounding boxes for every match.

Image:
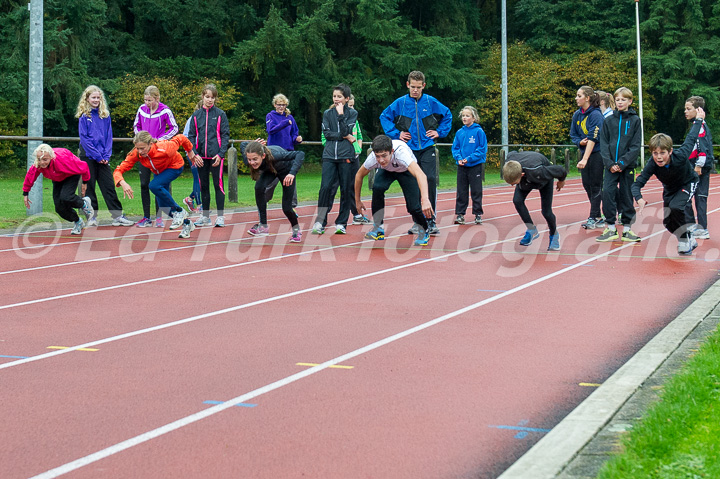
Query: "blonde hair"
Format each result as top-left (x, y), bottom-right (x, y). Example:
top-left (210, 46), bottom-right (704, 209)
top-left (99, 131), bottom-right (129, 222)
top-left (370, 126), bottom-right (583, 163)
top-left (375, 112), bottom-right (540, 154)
top-left (33, 144), bottom-right (55, 167)
top-left (614, 87), bottom-right (633, 101)
top-left (649, 133), bottom-right (673, 152)
top-left (503, 160), bottom-right (523, 184)
top-left (459, 106), bottom-right (480, 123)
top-left (133, 131), bottom-right (157, 145)
top-left (272, 93), bottom-right (291, 116)
top-left (144, 85), bottom-right (160, 100)
top-left (596, 91), bottom-right (615, 110)
top-left (75, 85), bottom-right (110, 119)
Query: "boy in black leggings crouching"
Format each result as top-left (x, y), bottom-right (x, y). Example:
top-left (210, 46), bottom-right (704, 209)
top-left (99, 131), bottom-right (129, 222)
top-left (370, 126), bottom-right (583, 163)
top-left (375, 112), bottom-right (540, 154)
top-left (503, 151), bottom-right (567, 251)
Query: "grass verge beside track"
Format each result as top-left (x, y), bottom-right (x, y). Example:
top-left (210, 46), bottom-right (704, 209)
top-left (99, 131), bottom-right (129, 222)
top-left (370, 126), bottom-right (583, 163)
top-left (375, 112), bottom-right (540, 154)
top-left (597, 325), bottom-right (720, 478)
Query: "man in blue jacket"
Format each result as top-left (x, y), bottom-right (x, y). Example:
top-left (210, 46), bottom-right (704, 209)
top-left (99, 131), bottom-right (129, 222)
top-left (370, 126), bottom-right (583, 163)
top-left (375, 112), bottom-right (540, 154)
top-left (380, 71), bottom-right (452, 235)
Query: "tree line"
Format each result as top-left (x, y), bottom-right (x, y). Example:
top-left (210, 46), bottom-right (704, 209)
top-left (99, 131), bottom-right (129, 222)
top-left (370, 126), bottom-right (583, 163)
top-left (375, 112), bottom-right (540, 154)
top-left (0, 0), bottom-right (718, 169)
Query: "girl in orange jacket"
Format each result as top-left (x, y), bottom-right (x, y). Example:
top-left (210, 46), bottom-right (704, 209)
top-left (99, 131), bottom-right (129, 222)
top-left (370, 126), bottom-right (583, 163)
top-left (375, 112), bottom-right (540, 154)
top-left (114, 131), bottom-right (197, 230)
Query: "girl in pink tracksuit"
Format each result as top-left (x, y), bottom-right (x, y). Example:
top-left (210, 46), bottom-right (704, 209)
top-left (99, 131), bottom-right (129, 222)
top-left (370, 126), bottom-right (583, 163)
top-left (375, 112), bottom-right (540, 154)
top-left (22, 144), bottom-right (94, 234)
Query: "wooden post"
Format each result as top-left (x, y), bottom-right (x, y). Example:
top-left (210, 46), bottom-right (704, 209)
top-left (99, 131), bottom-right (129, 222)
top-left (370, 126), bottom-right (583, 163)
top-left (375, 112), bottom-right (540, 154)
top-left (227, 143), bottom-right (238, 203)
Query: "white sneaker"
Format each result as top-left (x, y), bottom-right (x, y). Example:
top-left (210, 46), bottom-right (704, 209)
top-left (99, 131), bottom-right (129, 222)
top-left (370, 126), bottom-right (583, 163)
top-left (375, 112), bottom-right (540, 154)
top-left (311, 222), bottom-right (325, 234)
top-left (70, 218), bottom-right (85, 235)
top-left (335, 224), bottom-right (346, 234)
top-left (194, 216), bottom-right (212, 227)
top-left (214, 216), bottom-right (225, 227)
top-left (112, 215), bottom-right (134, 226)
top-left (169, 209), bottom-right (187, 230)
top-left (678, 237), bottom-right (699, 255)
top-left (178, 219), bottom-right (195, 238)
top-left (693, 228), bottom-right (710, 239)
top-left (86, 217), bottom-right (98, 227)
top-left (81, 197), bottom-right (94, 221)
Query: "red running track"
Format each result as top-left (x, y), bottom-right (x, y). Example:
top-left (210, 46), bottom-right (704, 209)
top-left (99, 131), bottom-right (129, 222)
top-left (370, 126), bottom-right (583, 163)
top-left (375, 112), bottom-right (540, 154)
top-left (1, 177), bottom-right (719, 478)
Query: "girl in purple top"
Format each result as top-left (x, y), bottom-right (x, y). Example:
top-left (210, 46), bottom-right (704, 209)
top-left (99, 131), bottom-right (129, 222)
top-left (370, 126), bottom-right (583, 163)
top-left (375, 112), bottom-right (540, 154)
top-left (132, 85), bottom-right (179, 227)
top-left (76, 85), bottom-right (133, 227)
top-left (266, 94), bottom-right (302, 150)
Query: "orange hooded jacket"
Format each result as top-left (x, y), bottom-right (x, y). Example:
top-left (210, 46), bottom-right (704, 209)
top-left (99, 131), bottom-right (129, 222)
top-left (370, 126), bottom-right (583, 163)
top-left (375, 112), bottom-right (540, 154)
top-left (113, 135), bottom-right (192, 186)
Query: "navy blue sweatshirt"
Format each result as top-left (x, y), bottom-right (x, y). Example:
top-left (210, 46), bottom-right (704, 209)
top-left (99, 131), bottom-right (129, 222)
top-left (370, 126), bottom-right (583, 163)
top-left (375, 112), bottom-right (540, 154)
top-left (570, 106), bottom-right (604, 154)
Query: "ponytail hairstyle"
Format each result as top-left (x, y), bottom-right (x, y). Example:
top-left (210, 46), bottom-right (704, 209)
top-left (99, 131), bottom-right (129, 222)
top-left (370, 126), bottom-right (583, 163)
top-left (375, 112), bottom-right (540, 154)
top-left (272, 93), bottom-right (291, 116)
top-left (196, 83), bottom-right (219, 110)
top-left (76, 85), bottom-right (110, 119)
top-left (133, 130), bottom-right (158, 146)
top-left (245, 141), bottom-right (276, 181)
top-left (596, 90), bottom-right (615, 110)
top-left (578, 85), bottom-right (600, 108)
top-left (459, 105), bottom-right (480, 124)
top-left (144, 85), bottom-right (160, 100)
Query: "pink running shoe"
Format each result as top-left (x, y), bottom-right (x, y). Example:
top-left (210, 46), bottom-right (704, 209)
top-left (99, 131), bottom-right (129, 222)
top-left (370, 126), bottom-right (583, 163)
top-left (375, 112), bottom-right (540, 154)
top-left (289, 230), bottom-right (302, 243)
top-left (248, 224), bottom-right (269, 236)
top-left (183, 196), bottom-right (197, 212)
top-left (154, 217), bottom-right (165, 228)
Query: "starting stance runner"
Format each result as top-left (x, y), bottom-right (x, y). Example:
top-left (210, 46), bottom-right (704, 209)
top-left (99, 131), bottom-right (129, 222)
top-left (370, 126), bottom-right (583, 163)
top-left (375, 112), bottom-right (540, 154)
top-left (503, 151), bottom-right (567, 251)
top-left (354, 135), bottom-right (434, 246)
top-left (632, 107), bottom-right (706, 255)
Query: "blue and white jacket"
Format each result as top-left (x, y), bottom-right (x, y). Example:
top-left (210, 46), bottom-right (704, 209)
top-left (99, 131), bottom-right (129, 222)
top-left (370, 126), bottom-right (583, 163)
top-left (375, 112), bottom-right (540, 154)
top-left (380, 93), bottom-right (452, 151)
top-left (452, 123), bottom-right (487, 167)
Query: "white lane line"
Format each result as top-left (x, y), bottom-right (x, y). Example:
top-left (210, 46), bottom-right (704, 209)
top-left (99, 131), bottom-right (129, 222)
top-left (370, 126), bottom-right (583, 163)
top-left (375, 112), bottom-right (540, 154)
top-left (0, 178), bottom-right (668, 276)
top-left (0, 215), bottom-right (592, 369)
top-left (0, 198), bottom-right (594, 310)
top-left (0, 178), bottom-right (595, 255)
top-left (26, 229), bottom-right (665, 479)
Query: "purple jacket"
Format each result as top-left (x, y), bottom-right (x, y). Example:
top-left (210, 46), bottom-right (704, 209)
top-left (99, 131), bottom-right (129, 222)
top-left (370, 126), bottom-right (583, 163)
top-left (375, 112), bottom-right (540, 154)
top-left (266, 110), bottom-right (300, 151)
top-left (78, 109), bottom-right (113, 161)
top-left (133, 102), bottom-right (178, 140)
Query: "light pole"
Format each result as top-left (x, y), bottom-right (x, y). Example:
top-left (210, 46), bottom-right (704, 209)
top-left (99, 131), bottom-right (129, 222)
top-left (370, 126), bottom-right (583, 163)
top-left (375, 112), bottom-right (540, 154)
top-left (635, 0), bottom-right (645, 167)
top-left (501, 0), bottom-right (509, 158)
top-left (27, 0), bottom-right (44, 214)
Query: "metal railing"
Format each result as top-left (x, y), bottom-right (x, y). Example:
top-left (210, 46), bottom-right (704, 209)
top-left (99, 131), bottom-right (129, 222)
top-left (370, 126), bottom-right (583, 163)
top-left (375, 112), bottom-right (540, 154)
top-left (4, 135), bottom-right (716, 211)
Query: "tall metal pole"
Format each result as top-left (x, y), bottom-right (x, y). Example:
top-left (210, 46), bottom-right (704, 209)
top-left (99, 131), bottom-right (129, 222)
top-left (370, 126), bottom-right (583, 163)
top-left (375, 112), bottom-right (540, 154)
top-left (635, 0), bottom-right (645, 167)
top-left (27, 0), bottom-right (44, 215)
top-left (501, 0), bottom-right (509, 157)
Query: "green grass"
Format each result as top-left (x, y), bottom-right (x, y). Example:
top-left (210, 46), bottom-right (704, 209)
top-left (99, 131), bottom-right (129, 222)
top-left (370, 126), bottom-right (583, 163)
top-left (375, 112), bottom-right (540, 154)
top-left (597, 325), bottom-right (720, 479)
top-left (0, 165), bottom-right (511, 229)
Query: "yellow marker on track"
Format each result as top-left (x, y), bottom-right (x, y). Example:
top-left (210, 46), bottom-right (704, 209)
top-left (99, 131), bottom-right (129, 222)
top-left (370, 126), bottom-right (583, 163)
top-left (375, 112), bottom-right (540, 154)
top-left (296, 362), bottom-right (353, 369)
top-left (47, 346), bottom-right (99, 352)
top-left (579, 382), bottom-right (602, 387)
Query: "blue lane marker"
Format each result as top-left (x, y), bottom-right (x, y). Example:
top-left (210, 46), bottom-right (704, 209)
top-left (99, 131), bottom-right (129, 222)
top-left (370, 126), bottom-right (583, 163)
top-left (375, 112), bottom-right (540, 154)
top-left (489, 419), bottom-right (551, 439)
top-left (0, 355), bottom-right (28, 359)
top-left (477, 289), bottom-right (508, 293)
top-left (203, 400), bottom-right (257, 408)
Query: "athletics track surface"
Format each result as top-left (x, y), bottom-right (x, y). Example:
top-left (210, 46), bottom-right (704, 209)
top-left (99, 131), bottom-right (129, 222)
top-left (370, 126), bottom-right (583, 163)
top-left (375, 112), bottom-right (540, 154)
top-left (1, 176), bottom-right (718, 478)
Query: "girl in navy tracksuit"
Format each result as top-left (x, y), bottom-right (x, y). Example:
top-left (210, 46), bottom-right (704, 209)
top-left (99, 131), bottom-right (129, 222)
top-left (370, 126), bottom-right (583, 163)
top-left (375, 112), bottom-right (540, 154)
top-left (570, 86), bottom-right (605, 229)
top-left (451, 106), bottom-right (487, 225)
top-left (188, 84), bottom-right (230, 228)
